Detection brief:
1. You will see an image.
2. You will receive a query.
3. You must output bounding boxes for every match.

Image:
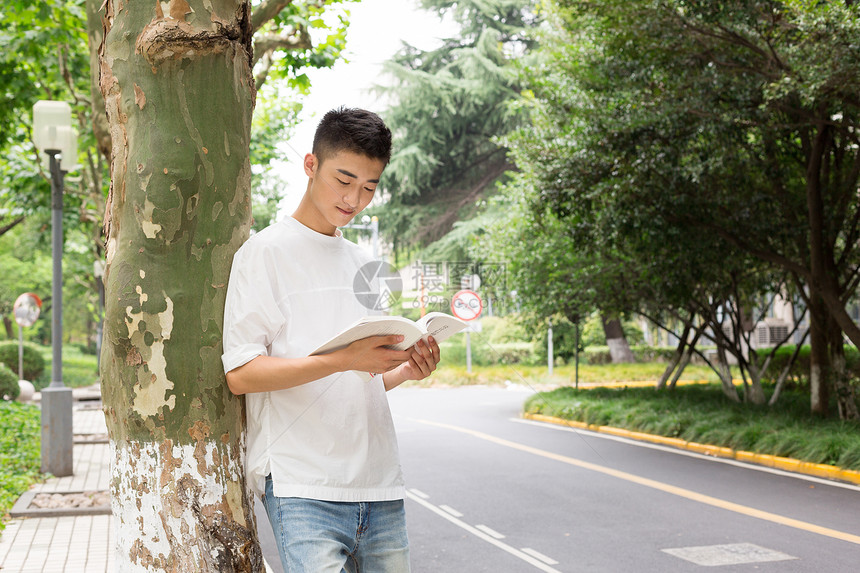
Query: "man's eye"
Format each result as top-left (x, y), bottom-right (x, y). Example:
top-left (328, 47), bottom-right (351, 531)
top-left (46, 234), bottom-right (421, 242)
top-left (364, 187), bottom-right (376, 193)
top-left (336, 178), bottom-right (349, 185)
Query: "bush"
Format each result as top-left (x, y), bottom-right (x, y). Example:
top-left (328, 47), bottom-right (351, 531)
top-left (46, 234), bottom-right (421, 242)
top-left (0, 341), bottom-right (45, 382)
top-left (583, 344), bottom-right (714, 365)
top-left (583, 346), bottom-right (612, 364)
top-left (758, 345), bottom-right (860, 387)
top-left (0, 401), bottom-right (41, 531)
top-left (0, 364), bottom-right (19, 401)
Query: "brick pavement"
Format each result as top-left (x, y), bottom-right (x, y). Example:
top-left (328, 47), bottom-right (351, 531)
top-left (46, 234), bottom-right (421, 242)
top-left (0, 403), bottom-right (114, 572)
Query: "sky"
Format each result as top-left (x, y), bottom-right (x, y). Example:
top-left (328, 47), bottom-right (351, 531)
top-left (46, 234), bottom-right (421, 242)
top-left (275, 0), bottom-right (458, 215)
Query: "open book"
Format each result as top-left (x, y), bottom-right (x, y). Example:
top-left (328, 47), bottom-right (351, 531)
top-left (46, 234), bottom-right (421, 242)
top-left (310, 312), bottom-right (469, 380)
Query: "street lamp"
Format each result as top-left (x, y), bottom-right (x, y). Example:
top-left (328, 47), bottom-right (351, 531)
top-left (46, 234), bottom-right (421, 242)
top-left (345, 214), bottom-right (380, 259)
top-left (32, 100), bottom-right (77, 477)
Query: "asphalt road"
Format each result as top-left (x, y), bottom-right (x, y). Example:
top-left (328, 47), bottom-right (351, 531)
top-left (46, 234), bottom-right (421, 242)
top-left (389, 385), bottom-right (860, 573)
top-left (257, 385), bottom-right (860, 572)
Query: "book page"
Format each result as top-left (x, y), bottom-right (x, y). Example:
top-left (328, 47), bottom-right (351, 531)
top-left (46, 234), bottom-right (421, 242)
top-left (311, 315), bottom-right (425, 355)
top-left (416, 312), bottom-right (469, 344)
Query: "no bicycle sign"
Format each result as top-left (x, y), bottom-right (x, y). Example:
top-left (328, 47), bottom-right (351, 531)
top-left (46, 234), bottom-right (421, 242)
top-left (451, 289), bottom-right (483, 322)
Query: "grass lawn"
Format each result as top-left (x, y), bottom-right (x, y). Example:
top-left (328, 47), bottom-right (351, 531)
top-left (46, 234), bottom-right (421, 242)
top-left (37, 345), bottom-right (99, 389)
top-left (524, 383), bottom-right (860, 471)
top-left (0, 401), bottom-right (40, 532)
top-left (407, 361), bottom-right (725, 388)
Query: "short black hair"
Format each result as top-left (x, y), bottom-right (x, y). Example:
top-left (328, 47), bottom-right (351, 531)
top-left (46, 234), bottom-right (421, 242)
top-left (312, 107), bottom-right (392, 166)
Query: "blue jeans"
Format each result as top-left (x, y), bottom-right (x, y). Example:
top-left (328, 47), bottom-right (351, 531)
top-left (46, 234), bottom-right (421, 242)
top-left (263, 476), bottom-right (410, 572)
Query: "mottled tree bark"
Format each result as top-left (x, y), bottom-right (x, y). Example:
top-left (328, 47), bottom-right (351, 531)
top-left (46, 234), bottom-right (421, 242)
top-left (98, 0), bottom-right (260, 570)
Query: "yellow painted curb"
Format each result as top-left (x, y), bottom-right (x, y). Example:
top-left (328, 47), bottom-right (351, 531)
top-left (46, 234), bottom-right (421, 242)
top-left (523, 412), bottom-right (860, 486)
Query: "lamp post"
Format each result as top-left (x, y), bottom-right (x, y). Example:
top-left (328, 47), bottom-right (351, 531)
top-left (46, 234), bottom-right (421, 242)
top-left (344, 215), bottom-right (380, 259)
top-left (33, 100), bottom-right (77, 477)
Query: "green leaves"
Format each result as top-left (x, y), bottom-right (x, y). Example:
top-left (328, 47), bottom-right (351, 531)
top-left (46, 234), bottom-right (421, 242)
top-left (375, 0), bottom-right (539, 249)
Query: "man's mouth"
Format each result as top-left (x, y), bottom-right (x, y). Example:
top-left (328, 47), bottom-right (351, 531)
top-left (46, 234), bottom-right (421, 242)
top-left (337, 207), bottom-right (355, 216)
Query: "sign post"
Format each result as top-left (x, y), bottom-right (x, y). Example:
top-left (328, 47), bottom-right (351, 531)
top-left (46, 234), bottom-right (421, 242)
top-left (451, 290), bottom-right (483, 374)
top-left (13, 293), bottom-right (42, 381)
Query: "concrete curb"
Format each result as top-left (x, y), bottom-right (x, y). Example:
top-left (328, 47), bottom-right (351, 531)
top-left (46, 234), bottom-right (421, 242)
top-left (522, 412), bottom-right (860, 486)
top-left (9, 490), bottom-right (112, 518)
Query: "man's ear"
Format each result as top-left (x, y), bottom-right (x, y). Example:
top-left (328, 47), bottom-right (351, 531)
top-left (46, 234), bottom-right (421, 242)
top-left (303, 153), bottom-right (318, 177)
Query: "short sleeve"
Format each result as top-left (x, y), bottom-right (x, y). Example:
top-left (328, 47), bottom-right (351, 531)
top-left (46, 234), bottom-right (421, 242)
top-left (221, 241), bottom-right (287, 373)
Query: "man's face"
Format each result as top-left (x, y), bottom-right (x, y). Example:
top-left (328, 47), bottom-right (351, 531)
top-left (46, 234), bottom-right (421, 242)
top-left (301, 150), bottom-right (385, 235)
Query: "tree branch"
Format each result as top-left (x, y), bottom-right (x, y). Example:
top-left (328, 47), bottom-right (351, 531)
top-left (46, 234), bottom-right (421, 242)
top-left (251, 0), bottom-right (294, 34)
top-left (0, 215), bottom-right (25, 238)
top-left (252, 28), bottom-right (312, 66)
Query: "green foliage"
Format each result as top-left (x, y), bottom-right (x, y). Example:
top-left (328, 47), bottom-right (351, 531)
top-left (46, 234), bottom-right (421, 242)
top-left (0, 340), bottom-right (45, 382)
top-left (249, 83), bottom-right (303, 231)
top-left (0, 363), bottom-right (19, 400)
top-left (582, 345), bottom-right (681, 365)
top-left (375, 0), bottom-right (539, 250)
top-left (0, 400), bottom-right (41, 530)
top-left (437, 316), bottom-right (538, 366)
top-left (0, 0), bottom-right (93, 230)
top-left (758, 345), bottom-right (860, 388)
top-left (525, 384), bottom-right (860, 470)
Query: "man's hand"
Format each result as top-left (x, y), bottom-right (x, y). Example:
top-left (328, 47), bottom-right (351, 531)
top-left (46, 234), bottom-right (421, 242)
top-left (382, 337), bottom-right (441, 391)
top-left (339, 334), bottom-right (412, 375)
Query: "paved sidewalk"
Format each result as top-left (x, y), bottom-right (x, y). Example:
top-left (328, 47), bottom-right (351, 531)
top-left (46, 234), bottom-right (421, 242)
top-left (0, 395), bottom-right (280, 573)
top-left (0, 402), bottom-right (114, 572)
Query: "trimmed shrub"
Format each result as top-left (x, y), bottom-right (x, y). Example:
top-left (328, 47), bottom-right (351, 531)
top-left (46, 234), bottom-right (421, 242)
top-left (758, 345), bottom-right (860, 387)
top-left (0, 363), bottom-right (19, 401)
top-left (583, 346), bottom-right (612, 364)
top-left (0, 341), bottom-right (45, 382)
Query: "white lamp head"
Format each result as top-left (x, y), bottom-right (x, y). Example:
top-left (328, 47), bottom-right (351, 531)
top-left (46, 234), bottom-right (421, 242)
top-left (32, 100), bottom-right (78, 172)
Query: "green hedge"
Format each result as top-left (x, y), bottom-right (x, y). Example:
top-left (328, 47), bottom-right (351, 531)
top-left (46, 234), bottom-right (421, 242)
top-left (0, 401), bottom-right (41, 531)
top-left (757, 345), bottom-right (860, 386)
top-left (582, 345), bottom-right (680, 365)
top-left (439, 340), bottom-right (536, 367)
top-left (0, 364), bottom-right (19, 400)
top-left (0, 341), bottom-right (45, 382)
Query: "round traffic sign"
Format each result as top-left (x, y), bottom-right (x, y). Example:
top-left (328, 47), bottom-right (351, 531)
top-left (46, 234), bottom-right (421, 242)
top-left (13, 293), bottom-right (42, 327)
top-left (451, 289), bottom-right (483, 321)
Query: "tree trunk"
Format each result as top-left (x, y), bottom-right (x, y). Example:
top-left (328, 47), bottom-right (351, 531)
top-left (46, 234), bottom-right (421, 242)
top-left (99, 1), bottom-right (261, 570)
top-left (2, 316), bottom-right (12, 339)
top-left (827, 318), bottom-right (860, 421)
top-left (602, 314), bottom-right (635, 363)
top-left (743, 360), bottom-right (767, 405)
top-left (716, 345), bottom-right (741, 402)
top-left (808, 294), bottom-right (831, 417)
top-left (655, 323), bottom-right (688, 391)
top-left (667, 325), bottom-right (703, 391)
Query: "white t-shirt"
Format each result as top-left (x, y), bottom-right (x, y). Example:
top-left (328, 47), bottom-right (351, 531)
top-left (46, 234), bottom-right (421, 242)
top-left (221, 216), bottom-right (404, 501)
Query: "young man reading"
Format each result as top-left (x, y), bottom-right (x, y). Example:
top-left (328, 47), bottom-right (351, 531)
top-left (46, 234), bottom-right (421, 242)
top-left (221, 107), bottom-right (439, 572)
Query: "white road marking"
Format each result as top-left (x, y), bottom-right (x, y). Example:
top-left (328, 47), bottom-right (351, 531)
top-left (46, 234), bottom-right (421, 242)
top-left (408, 488), bottom-right (430, 499)
top-left (662, 543), bottom-right (796, 566)
top-left (521, 547), bottom-right (560, 565)
top-left (475, 524), bottom-right (506, 539)
top-left (439, 504), bottom-right (463, 517)
top-left (512, 417), bottom-right (860, 492)
top-left (405, 491), bottom-right (564, 573)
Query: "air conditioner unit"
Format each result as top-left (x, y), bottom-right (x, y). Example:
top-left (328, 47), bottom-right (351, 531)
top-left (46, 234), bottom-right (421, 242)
top-left (755, 322), bottom-right (789, 346)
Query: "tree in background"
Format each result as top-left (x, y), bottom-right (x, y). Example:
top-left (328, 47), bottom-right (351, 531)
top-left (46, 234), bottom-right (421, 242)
top-left (496, 0), bottom-right (860, 417)
top-left (374, 0), bottom-right (538, 255)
